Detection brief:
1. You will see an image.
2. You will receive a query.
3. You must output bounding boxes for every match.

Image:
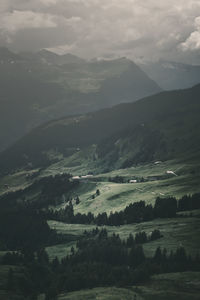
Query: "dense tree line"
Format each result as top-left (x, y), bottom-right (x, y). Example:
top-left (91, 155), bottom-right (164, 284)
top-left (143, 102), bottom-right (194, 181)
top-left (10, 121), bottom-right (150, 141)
top-left (0, 167), bottom-right (199, 299)
top-left (108, 176), bottom-right (125, 183)
top-left (46, 197), bottom-right (175, 225)
top-left (47, 193), bottom-right (200, 226)
top-left (1, 189), bottom-right (196, 253)
top-left (0, 173), bottom-right (79, 251)
top-left (0, 173), bottom-right (78, 209)
top-left (108, 175), bottom-right (145, 183)
top-left (0, 190), bottom-right (199, 299)
top-left (0, 208), bottom-right (57, 251)
top-left (178, 193), bottom-right (200, 211)
top-left (2, 228), bottom-right (200, 299)
top-left (83, 228), bottom-right (162, 246)
top-left (0, 203), bottom-right (80, 252)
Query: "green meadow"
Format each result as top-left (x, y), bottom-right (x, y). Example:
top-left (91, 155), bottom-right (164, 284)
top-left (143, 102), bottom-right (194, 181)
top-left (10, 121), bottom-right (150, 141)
top-left (58, 286), bottom-right (141, 300)
top-left (47, 214), bottom-right (200, 260)
top-left (43, 154), bottom-right (200, 216)
top-left (57, 272), bottom-right (200, 300)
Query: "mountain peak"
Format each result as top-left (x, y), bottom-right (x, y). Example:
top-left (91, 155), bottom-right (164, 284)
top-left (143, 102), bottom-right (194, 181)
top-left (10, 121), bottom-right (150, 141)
top-left (36, 49), bottom-right (85, 65)
top-left (37, 49), bottom-right (59, 56)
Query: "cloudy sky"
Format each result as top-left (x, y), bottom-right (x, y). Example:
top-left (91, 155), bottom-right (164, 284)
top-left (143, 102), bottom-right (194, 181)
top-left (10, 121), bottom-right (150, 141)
top-left (0, 0), bottom-right (200, 63)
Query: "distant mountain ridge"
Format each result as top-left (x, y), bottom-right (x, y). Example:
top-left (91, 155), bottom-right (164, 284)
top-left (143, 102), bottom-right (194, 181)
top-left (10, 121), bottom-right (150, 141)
top-left (141, 60), bottom-right (200, 90)
top-left (1, 83), bottom-right (200, 174)
top-left (33, 49), bottom-right (86, 65)
top-left (0, 48), bottom-right (161, 151)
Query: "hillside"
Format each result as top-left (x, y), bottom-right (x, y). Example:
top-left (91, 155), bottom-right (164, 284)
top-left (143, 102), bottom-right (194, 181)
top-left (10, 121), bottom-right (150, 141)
top-left (141, 60), bottom-right (200, 90)
top-left (1, 2), bottom-right (200, 299)
top-left (0, 83), bottom-right (199, 174)
top-left (57, 273), bottom-right (200, 300)
top-left (0, 83), bottom-right (200, 300)
top-left (0, 48), bottom-right (161, 151)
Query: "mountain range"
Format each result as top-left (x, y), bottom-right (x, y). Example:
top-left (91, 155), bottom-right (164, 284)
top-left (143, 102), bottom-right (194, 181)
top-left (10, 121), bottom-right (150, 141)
top-left (1, 83), bottom-right (199, 174)
top-left (141, 60), bottom-right (200, 90)
top-left (0, 48), bottom-right (161, 151)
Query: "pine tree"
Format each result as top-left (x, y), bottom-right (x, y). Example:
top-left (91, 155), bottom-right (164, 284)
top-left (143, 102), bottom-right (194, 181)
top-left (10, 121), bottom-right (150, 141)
top-left (127, 234), bottom-right (135, 247)
top-left (96, 189), bottom-right (100, 196)
top-left (6, 268), bottom-right (14, 291)
top-left (154, 246), bottom-right (162, 262)
top-left (75, 196), bottom-right (80, 205)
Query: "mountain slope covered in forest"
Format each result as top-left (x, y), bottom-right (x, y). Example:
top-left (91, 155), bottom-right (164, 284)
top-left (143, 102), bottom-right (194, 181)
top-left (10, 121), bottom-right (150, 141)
top-left (0, 83), bottom-right (199, 174)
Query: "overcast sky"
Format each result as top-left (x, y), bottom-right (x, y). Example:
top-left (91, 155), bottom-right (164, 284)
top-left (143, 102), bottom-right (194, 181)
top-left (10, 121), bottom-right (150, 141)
top-left (0, 0), bottom-right (200, 64)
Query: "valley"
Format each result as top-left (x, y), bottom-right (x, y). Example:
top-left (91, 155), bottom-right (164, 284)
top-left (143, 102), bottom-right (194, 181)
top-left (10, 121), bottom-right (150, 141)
top-left (1, 1), bottom-right (200, 299)
top-left (0, 74), bottom-right (200, 300)
top-left (0, 149), bottom-right (200, 299)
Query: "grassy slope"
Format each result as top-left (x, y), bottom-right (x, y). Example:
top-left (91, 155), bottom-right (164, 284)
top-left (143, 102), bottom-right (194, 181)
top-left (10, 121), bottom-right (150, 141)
top-left (58, 272), bottom-right (200, 300)
top-left (47, 212), bottom-right (200, 260)
top-left (137, 272), bottom-right (200, 300)
top-left (58, 286), bottom-right (142, 300)
top-left (1, 149), bottom-right (199, 217)
top-left (0, 169), bottom-right (39, 196)
top-left (1, 150), bottom-right (199, 262)
top-left (1, 150), bottom-right (199, 202)
top-left (46, 154), bottom-right (200, 215)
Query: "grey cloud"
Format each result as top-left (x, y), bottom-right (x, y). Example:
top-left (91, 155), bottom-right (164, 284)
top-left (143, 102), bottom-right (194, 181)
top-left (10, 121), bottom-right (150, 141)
top-left (1, 10), bottom-right (57, 33)
top-left (180, 17), bottom-right (200, 51)
top-left (0, 0), bottom-right (199, 64)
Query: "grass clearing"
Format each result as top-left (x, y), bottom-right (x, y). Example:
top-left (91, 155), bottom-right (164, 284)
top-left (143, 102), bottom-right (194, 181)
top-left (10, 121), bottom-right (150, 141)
top-left (72, 171), bottom-right (200, 215)
top-left (46, 222), bottom-right (98, 260)
top-left (136, 272), bottom-right (200, 300)
top-left (58, 272), bottom-right (200, 300)
top-left (48, 215), bottom-right (200, 260)
top-left (49, 156), bottom-right (200, 215)
top-left (1, 154), bottom-right (199, 216)
top-left (0, 170), bottom-right (32, 196)
top-left (46, 241), bottom-right (77, 261)
top-left (58, 286), bottom-right (142, 300)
